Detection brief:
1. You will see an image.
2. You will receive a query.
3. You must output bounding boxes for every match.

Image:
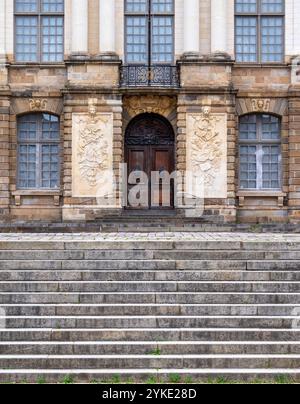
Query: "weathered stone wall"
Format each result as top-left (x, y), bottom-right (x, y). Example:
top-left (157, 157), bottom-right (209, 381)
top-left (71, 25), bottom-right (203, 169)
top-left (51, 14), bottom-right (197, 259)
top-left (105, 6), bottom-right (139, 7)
top-left (0, 93), bottom-right (9, 219)
top-left (0, 59), bottom-right (299, 224)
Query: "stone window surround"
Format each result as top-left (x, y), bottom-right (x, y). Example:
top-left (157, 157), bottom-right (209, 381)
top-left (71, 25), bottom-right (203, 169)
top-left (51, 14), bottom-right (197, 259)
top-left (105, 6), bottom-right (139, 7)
top-left (9, 97), bottom-right (64, 204)
top-left (235, 96), bottom-right (288, 209)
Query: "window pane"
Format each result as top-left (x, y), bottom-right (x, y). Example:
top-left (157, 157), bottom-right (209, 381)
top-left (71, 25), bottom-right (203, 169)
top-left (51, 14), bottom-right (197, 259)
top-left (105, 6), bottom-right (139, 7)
top-left (18, 114), bottom-right (38, 141)
top-left (239, 114), bottom-right (257, 140)
top-left (151, 16), bottom-right (173, 63)
top-left (41, 16), bottom-right (64, 62)
top-left (262, 145), bottom-right (280, 188)
top-left (41, 144), bottom-right (59, 188)
top-left (125, 16), bottom-right (147, 63)
top-left (152, 0), bottom-right (174, 13)
top-left (261, 0), bottom-right (284, 13)
top-left (240, 145), bottom-right (257, 189)
top-left (15, 16), bottom-right (38, 62)
top-left (262, 115), bottom-right (280, 140)
top-left (125, 0), bottom-right (147, 13)
top-left (15, 0), bottom-right (38, 13)
top-left (235, 16), bottom-right (257, 62)
top-left (42, 114), bottom-right (60, 140)
top-left (261, 17), bottom-right (283, 62)
top-left (42, 0), bottom-right (64, 13)
top-left (18, 144), bottom-right (37, 188)
top-left (236, 0), bottom-right (257, 13)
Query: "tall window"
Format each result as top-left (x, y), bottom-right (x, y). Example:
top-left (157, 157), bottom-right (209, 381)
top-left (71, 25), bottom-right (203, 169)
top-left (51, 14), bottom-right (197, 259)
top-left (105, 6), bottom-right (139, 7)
top-left (125, 0), bottom-right (174, 64)
top-left (239, 114), bottom-right (281, 190)
top-left (235, 0), bottom-right (284, 63)
top-left (15, 0), bottom-right (64, 62)
top-left (18, 114), bottom-right (60, 189)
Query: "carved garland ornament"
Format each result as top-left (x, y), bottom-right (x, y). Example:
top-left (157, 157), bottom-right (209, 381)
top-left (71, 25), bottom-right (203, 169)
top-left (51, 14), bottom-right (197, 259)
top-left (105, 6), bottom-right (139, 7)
top-left (189, 107), bottom-right (223, 187)
top-left (124, 95), bottom-right (176, 117)
top-left (76, 99), bottom-right (110, 187)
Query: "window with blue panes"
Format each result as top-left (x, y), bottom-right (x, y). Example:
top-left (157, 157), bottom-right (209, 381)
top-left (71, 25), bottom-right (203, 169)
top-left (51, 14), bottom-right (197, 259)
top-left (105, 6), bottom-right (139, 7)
top-left (125, 0), bottom-right (174, 64)
top-left (17, 114), bottom-right (60, 189)
top-left (235, 0), bottom-right (284, 63)
top-left (15, 0), bottom-right (64, 62)
top-left (239, 114), bottom-right (282, 190)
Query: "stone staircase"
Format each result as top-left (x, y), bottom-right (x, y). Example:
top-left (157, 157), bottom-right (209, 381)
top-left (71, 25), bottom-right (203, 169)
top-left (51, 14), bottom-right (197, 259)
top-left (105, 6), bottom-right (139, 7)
top-left (1, 233), bottom-right (300, 383)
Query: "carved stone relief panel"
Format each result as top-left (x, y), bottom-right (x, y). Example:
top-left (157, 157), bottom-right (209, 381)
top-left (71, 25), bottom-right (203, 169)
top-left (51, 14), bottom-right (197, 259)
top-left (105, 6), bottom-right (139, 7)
top-left (186, 107), bottom-right (228, 199)
top-left (124, 95), bottom-right (176, 118)
top-left (72, 99), bottom-right (114, 198)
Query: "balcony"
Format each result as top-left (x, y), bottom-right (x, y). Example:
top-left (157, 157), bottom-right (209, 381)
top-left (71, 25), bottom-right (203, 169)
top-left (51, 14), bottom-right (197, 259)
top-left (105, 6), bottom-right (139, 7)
top-left (120, 64), bottom-right (180, 88)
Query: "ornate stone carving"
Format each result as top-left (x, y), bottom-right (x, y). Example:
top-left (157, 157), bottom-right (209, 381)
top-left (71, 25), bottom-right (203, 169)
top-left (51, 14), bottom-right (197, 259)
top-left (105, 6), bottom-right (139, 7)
top-left (72, 99), bottom-right (114, 198)
top-left (124, 95), bottom-right (176, 117)
top-left (29, 99), bottom-right (47, 111)
top-left (251, 99), bottom-right (270, 113)
top-left (186, 107), bottom-right (227, 198)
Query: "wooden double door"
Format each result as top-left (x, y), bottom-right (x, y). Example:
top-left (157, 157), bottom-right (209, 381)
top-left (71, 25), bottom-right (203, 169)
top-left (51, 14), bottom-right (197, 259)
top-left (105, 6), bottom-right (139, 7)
top-left (125, 114), bottom-right (175, 209)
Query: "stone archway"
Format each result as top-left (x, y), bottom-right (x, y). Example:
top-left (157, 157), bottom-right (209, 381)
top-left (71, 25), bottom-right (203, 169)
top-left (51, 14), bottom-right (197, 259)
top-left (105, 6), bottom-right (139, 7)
top-left (125, 113), bottom-right (175, 209)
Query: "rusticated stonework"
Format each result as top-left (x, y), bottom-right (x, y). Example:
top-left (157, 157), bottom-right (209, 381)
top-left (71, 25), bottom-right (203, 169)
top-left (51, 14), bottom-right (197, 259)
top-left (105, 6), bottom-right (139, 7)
top-left (72, 99), bottom-right (114, 198)
top-left (124, 95), bottom-right (176, 117)
top-left (186, 107), bottom-right (227, 198)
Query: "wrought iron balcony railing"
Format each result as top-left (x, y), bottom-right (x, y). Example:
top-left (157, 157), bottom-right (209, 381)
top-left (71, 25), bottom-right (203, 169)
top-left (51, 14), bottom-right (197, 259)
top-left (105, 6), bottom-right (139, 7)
top-left (120, 64), bottom-right (180, 88)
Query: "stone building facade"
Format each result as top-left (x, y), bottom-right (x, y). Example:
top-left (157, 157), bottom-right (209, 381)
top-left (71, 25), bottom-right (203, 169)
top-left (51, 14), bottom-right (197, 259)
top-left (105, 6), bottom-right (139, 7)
top-left (0, 0), bottom-right (300, 224)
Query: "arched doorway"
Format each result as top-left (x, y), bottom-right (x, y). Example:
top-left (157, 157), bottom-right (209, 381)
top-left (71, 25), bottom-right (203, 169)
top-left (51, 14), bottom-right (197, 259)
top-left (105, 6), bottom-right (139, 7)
top-left (125, 113), bottom-right (175, 209)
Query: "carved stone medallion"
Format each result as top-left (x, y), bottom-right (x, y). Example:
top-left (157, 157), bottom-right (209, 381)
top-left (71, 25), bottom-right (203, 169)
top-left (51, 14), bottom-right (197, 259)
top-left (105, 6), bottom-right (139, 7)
top-left (186, 107), bottom-right (227, 198)
top-left (29, 99), bottom-right (47, 111)
top-left (251, 99), bottom-right (270, 113)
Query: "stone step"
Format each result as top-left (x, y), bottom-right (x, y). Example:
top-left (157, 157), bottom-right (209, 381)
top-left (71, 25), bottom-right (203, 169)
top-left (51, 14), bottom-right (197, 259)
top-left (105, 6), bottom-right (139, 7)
top-left (3, 239), bottom-right (300, 251)
top-left (1, 354), bottom-right (300, 370)
top-left (2, 259), bottom-right (300, 270)
top-left (1, 281), bottom-right (300, 293)
top-left (0, 368), bottom-right (299, 383)
top-left (1, 341), bottom-right (300, 355)
top-left (1, 316), bottom-right (299, 329)
top-left (3, 249), bottom-right (300, 261)
top-left (1, 328), bottom-right (300, 342)
top-left (1, 292), bottom-right (300, 304)
top-left (1, 304), bottom-right (299, 317)
top-left (0, 270), bottom-right (300, 282)
top-left (0, 260), bottom-right (176, 271)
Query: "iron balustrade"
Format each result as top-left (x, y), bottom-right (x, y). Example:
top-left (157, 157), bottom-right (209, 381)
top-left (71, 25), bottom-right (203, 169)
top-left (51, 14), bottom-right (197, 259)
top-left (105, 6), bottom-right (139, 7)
top-left (120, 64), bottom-right (180, 88)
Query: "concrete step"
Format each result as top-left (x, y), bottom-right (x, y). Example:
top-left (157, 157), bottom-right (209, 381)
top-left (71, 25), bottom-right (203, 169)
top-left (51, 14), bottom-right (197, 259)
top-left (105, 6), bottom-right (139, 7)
top-left (1, 316), bottom-right (299, 329)
top-left (0, 270), bottom-right (300, 282)
top-left (1, 328), bottom-right (300, 342)
top-left (1, 304), bottom-right (299, 317)
top-left (0, 368), bottom-right (299, 383)
top-left (1, 281), bottom-right (300, 293)
top-left (1, 354), bottom-right (300, 370)
top-left (1, 341), bottom-right (300, 355)
top-left (1, 292), bottom-right (300, 304)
